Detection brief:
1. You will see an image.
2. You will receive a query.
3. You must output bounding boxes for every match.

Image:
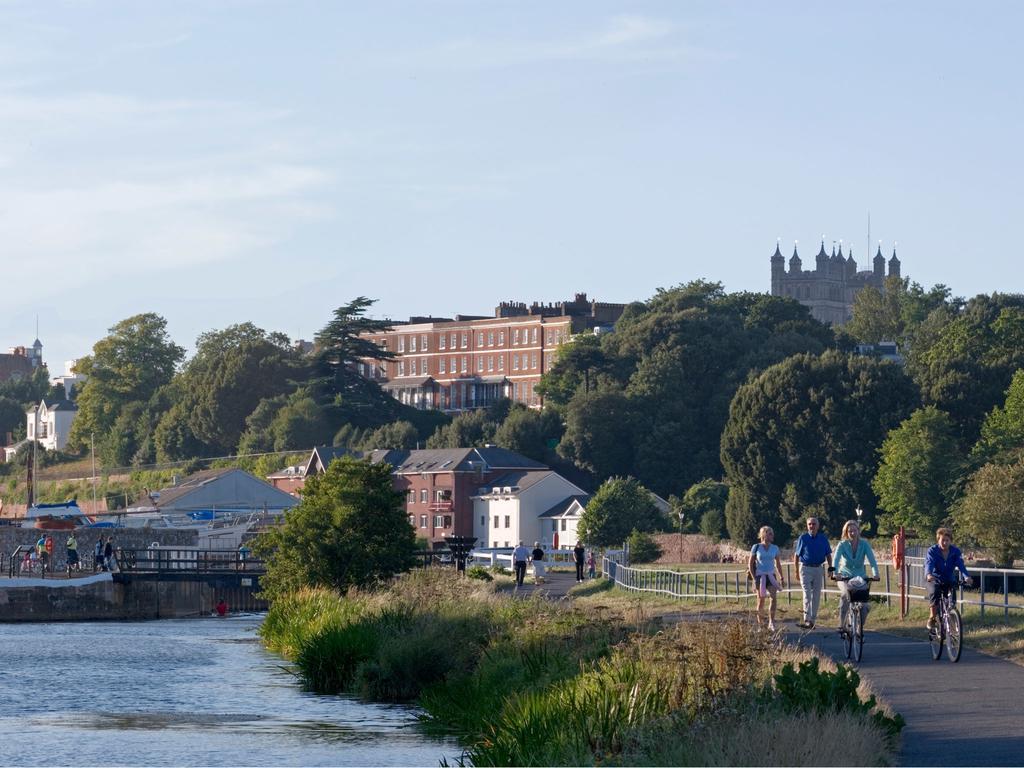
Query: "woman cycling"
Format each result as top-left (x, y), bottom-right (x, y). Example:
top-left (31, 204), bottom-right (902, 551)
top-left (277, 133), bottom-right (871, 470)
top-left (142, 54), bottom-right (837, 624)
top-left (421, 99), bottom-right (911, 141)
top-left (831, 519), bottom-right (879, 634)
top-left (747, 525), bottom-right (785, 631)
top-left (925, 527), bottom-right (973, 631)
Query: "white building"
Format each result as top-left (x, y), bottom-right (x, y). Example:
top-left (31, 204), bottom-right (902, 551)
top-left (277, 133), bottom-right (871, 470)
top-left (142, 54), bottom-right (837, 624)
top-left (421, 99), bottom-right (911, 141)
top-left (27, 399), bottom-right (78, 452)
top-left (52, 359), bottom-right (87, 398)
top-left (538, 495), bottom-right (590, 548)
top-left (472, 470), bottom-right (588, 549)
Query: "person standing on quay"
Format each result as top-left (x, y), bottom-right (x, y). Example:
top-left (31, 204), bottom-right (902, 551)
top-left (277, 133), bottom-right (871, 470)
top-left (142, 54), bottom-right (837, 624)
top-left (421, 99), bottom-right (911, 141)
top-left (793, 517), bottom-right (833, 629)
top-left (94, 537), bottom-right (104, 572)
top-left (573, 541), bottom-right (586, 582)
top-left (103, 536), bottom-right (115, 572)
top-left (511, 541), bottom-right (530, 587)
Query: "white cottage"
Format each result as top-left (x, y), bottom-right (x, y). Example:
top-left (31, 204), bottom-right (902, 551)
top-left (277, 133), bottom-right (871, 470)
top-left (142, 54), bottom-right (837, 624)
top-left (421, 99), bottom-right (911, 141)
top-left (27, 399), bottom-right (78, 452)
top-left (472, 470), bottom-right (588, 549)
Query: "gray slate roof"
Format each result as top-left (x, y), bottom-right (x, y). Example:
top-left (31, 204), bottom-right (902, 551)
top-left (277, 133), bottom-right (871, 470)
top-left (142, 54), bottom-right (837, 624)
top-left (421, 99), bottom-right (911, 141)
top-left (478, 470), bottom-right (555, 495)
top-left (539, 494), bottom-right (590, 518)
top-left (367, 446), bottom-right (546, 474)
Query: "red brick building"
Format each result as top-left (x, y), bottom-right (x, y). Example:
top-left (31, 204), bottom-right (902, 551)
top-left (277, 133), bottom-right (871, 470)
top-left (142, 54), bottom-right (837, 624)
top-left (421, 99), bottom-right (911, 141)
top-left (358, 293), bottom-right (624, 411)
top-left (268, 446), bottom-right (549, 545)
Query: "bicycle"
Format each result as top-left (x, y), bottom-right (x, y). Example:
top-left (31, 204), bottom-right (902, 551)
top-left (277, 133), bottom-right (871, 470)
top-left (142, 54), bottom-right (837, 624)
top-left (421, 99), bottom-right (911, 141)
top-left (832, 574), bottom-right (879, 662)
top-left (928, 575), bottom-right (966, 662)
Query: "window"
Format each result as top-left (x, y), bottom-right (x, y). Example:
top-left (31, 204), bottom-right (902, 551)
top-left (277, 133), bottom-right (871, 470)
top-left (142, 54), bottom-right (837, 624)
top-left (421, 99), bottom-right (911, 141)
top-left (420, 489), bottom-right (428, 503)
top-left (439, 358), bottom-right (446, 374)
top-left (398, 361), bottom-right (406, 376)
top-left (504, 515), bottom-right (510, 528)
top-left (461, 357), bottom-right (468, 373)
top-left (532, 353), bottom-right (538, 370)
top-left (407, 489), bottom-right (415, 504)
top-left (410, 335), bottom-right (417, 352)
top-left (561, 519), bottom-right (567, 531)
top-left (513, 329), bottom-right (520, 345)
top-left (433, 515), bottom-right (444, 528)
top-left (493, 516), bottom-right (499, 528)
top-left (532, 328), bottom-right (538, 344)
top-left (480, 515), bottom-right (485, 527)
top-left (488, 332), bottom-right (494, 346)
top-left (493, 541), bottom-right (498, 548)
top-left (504, 541), bottom-right (509, 548)
top-left (444, 515), bottom-right (452, 528)
top-left (409, 515), bottom-right (416, 526)
top-left (552, 521), bottom-right (557, 532)
top-left (513, 355), bottom-right (520, 371)
top-left (498, 331), bottom-right (505, 345)
top-left (450, 356), bottom-right (457, 373)
top-left (420, 515), bottom-right (427, 528)
top-left (439, 335), bottom-right (446, 350)
top-left (421, 334), bottom-right (428, 351)
top-left (461, 333), bottom-right (468, 349)
top-left (421, 359), bottom-right (429, 375)
top-left (498, 356), bottom-right (504, 371)
top-left (488, 356), bottom-right (494, 372)
top-left (477, 332), bottom-right (484, 346)
top-left (410, 359), bottom-right (417, 376)
top-left (513, 382), bottom-right (520, 398)
top-left (477, 357), bottom-right (484, 372)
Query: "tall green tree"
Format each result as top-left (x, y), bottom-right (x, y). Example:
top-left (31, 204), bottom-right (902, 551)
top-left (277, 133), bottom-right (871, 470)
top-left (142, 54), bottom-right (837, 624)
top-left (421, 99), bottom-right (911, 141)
top-left (254, 456), bottom-right (416, 599)
top-left (492, 405), bottom-right (562, 463)
top-left (721, 350), bottom-right (918, 542)
top-left (872, 406), bottom-right (964, 534)
top-left (972, 369), bottom-right (1024, 465)
top-left (68, 313), bottom-right (184, 456)
top-left (956, 457), bottom-right (1024, 566)
top-left (578, 476), bottom-right (666, 547)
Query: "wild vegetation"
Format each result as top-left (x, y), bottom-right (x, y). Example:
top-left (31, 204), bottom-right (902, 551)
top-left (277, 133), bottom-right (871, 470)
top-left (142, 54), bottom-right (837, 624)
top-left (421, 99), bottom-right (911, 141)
top-left (260, 571), bottom-right (903, 766)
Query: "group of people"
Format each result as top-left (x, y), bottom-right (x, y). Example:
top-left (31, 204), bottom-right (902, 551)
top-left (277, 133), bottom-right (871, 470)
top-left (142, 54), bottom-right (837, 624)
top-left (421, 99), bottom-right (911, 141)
top-left (18, 534), bottom-right (116, 575)
top-left (748, 516), bottom-right (973, 633)
top-left (509, 541), bottom-right (596, 587)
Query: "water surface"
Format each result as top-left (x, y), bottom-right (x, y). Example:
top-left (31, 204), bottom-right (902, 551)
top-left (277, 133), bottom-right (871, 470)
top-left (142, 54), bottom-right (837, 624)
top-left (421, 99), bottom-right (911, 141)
top-left (0, 617), bottom-right (456, 766)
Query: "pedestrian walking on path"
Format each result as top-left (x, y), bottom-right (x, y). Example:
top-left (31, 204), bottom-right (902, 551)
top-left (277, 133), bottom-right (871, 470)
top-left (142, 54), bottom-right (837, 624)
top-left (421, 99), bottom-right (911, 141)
top-left (531, 543), bottom-right (546, 584)
top-left (748, 525), bottom-right (785, 631)
top-left (573, 541), bottom-right (586, 582)
top-left (586, 551), bottom-right (596, 579)
top-left (793, 516), bottom-right (832, 629)
top-left (511, 541), bottom-right (530, 587)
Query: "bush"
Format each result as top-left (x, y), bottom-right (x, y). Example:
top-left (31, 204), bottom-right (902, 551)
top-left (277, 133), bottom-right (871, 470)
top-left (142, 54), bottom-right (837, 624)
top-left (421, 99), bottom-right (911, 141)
top-left (699, 509), bottom-right (727, 541)
top-left (627, 529), bottom-right (662, 563)
top-left (466, 565), bottom-right (493, 581)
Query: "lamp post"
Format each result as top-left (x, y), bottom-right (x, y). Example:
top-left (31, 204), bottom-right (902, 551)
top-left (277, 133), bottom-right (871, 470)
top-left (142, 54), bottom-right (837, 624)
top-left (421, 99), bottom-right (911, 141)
top-left (678, 510), bottom-right (685, 564)
top-left (855, 505), bottom-right (863, 525)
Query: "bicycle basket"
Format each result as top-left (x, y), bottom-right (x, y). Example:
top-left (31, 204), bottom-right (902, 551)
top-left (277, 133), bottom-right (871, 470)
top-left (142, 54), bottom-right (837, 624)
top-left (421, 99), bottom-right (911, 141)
top-left (848, 586), bottom-right (871, 603)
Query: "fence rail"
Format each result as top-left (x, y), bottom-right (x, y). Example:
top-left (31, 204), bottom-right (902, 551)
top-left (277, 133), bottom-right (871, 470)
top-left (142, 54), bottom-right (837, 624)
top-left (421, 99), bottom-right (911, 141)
top-left (602, 557), bottom-right (1024, 618)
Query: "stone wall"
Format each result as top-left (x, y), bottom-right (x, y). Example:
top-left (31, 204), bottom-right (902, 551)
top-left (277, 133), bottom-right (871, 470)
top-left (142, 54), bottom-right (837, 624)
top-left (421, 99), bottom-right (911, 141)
top-left (0, 527), bottom-right (199, 571)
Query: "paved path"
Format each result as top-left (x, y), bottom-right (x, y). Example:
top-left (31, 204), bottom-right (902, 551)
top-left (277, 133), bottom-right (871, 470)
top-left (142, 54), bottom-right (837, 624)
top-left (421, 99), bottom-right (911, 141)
top-left (507, 569), bottom-right (584, 600)
top-left (788, 621), bottom-right (1024, 766)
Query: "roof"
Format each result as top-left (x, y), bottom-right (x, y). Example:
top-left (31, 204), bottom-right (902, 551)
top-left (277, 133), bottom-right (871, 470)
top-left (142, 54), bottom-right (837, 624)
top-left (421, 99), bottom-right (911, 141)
top-left (130, 468), bottom-right (299, 513)
top-left (304, 445), bottom-right (356, 475)
top-left (382, 376), bottom-right (435, 390)
top-left (368, 446), bottom-right (546, 474)
top-left (27, 399), bottom-right (78, 414)
top-left (539, 494), bottom-right (590, 518)
top-left (477, 470), bottom-right (555, 495)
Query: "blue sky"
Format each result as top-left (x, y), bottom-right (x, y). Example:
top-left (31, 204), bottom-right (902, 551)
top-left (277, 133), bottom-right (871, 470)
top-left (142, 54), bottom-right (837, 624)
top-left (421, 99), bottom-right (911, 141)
top-left (2, 1), bottom-right (1022, 372)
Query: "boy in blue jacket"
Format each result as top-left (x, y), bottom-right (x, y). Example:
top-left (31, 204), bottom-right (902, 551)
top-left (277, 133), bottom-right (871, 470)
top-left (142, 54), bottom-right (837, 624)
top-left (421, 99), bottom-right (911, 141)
top-left (925, 527), bottom-right (973, 630)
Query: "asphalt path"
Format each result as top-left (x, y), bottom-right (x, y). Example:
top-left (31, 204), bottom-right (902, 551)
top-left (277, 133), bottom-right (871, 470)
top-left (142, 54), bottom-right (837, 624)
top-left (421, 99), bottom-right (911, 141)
top-left (788, 620), bottom-right (1024, 766)
top-left (514, 572), bottom-right (1024, 765)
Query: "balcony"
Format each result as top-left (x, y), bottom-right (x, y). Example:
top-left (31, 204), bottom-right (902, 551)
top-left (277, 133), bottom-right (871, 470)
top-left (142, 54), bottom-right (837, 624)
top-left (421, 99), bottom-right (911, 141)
top-left (428, 500), bottom-right (454, 512)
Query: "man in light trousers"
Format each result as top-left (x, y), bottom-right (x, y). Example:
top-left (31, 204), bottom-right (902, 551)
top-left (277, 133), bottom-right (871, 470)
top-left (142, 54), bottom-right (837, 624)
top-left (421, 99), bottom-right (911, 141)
top-left (793, 517), bottom-right (833, 629)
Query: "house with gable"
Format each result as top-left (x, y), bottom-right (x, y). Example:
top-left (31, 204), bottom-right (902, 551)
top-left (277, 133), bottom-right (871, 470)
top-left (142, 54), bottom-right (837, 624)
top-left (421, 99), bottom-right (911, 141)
top-left (537, 494), bottom-right (590, 548)
top-left (472, 472), bottom-right (588, 549)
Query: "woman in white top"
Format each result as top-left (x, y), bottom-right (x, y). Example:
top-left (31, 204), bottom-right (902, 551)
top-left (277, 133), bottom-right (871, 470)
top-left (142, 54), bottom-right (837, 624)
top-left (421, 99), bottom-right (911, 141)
top-left (747, 525), bottom-right (786, 631)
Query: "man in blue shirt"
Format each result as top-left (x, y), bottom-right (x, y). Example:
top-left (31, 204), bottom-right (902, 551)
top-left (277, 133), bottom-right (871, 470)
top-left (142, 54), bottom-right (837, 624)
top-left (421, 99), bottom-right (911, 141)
top-left (793, 517), bottom-right (833, 629)
top-left (925, 527), bottom-right (973, 631)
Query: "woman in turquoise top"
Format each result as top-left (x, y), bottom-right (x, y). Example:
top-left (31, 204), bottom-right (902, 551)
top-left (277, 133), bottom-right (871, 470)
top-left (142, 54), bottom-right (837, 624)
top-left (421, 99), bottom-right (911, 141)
top-left (832, 519), bottom-right (879, 633)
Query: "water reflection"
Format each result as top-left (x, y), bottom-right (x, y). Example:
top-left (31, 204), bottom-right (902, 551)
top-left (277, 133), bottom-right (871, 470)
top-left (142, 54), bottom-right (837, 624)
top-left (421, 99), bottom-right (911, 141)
top-left (0, 617), bottom-right (456, 766)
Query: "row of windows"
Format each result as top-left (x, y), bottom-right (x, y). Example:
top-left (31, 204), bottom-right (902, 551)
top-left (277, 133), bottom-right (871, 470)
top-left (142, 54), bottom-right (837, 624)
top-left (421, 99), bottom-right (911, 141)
top-left (396, 353), bottom-right (540, 377)
top-left (406, 489), bottom-right (452, 504)
top-left (481, 514), bottom-right (513, 529)
top-left (389, 325), bottom-right (566, 355)
top-left (408, 514), bottom-right (452, 528)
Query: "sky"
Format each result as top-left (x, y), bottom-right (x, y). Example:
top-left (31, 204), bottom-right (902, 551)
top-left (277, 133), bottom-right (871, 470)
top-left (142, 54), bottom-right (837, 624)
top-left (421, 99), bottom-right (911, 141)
top-left (2, 1), bottom-right (1023, 372)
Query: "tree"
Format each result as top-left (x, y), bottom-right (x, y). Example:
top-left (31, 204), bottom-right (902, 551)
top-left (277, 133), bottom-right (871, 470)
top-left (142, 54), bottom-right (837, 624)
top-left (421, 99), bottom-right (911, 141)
top-left (492, 405), bottom-right (562, 463)
top-left (872, 406), bottom-right (964, 535)
top-left (68, 313), bottom-right (184, 456)
top-left (578, 476), bottom-right (666, 547)
top-left (699, 509), bottom-right (727, 540)
top-left (163, 323), bottom-right (304, 457)
top-left (534, 332), bottom-right (610, 407)
top-left (956, 457), bottom-right (1024, 566)
top-left (973, 369), bottom-right (1024, 465)
top-left (626, 529), bottom-right (662, 563)
top-left (558, 389), bottom-right (638, 481)
top-left (254, 456), bottom-right (417, 599)
top-left (359, 420), bottom-right (419, 450)
top-left (720, 350), bottom-right (919, 542)
top-left (0, 396), bottom-right (24, 442)
top-left (679, 479), bottom-right (729, 530)
top-left (427, 408), bottom-right (496, 449)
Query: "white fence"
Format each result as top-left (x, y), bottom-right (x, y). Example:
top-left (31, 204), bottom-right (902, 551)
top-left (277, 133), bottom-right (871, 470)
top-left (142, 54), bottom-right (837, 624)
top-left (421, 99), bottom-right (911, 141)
top-left (603, 556), bottom-right (1024, 618)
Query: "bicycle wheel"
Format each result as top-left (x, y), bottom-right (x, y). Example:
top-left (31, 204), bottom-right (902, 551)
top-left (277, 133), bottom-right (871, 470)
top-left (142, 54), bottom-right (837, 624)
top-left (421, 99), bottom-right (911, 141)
top-left (945, 608), bottom-right (963, 663)
top-left (853, 606), bottom-right (864, 662)
top-left (843, 611), bottom-right (854, 659)
top-left (929, 615), bottom-right (944, 660)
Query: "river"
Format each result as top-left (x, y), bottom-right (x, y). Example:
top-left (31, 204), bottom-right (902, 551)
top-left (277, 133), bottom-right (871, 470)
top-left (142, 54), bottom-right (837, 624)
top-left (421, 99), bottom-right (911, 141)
top-left (0, 616), bottom-right (458, 766)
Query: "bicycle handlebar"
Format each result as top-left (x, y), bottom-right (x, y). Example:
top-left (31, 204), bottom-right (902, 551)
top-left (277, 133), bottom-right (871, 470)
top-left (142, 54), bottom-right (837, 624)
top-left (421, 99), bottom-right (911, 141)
top-left (831, 575), bottom-right (880, 582)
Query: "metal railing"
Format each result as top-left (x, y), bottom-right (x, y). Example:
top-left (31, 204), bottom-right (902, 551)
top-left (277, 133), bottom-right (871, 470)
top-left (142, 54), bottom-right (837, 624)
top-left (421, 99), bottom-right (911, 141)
top-left (602, 557), bottom-right (1024, 618)
top-left (116, 548), bottom-right (265, 574)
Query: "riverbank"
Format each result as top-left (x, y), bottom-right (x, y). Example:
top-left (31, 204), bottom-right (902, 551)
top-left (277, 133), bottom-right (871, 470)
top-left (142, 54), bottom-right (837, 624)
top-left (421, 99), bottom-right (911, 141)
top-left (261, 570), bottom-right (903, 766)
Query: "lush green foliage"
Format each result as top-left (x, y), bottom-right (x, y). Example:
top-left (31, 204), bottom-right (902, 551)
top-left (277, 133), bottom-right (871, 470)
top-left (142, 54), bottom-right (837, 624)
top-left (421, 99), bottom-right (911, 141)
top-left (873, 406), bottom-right (964, 534)
top-left (578, 476), bottom-right (666, 547)
top-left (679, 479), bottom-right (729, 531)
top-left (626, 529), bottom-right (662, 563)
top-left (254, 456), bottom-right (416, 599)
top-left (721, 350), bottom-right (919, 542)
top-left (955, 457), bottom-right (1024, 566)
top-left (973, 369), bottom-right (1024, 465)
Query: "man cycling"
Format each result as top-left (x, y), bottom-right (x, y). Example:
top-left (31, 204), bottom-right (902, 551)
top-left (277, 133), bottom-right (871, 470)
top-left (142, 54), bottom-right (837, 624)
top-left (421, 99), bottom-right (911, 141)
top-left (925, 527), bottom-right (973, 631)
